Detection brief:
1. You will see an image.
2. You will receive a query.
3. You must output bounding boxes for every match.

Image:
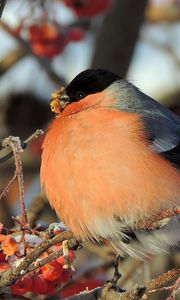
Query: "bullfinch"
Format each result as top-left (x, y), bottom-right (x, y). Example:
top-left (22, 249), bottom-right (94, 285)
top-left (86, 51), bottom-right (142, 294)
top-left (41, 69), bottom-right (180, 259)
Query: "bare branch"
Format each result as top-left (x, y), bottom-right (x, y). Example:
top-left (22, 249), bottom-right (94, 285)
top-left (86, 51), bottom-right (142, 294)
top-left (0, 130), bottom-right (44, 228)
top-left (146, 267), bottom-right (180, 292)
top-left (0, 47), bottom-right (27, 76)
top-left (63, 267), bottom-right (180, 300)
top-left (63, 285), bottom-right (146, 300)
top-left (0, 129), bottom-right (44, 164)
top-left (27, 248), bottom-right (63, 273)
top-left (0, 0), bottom-right (6, 18)
top-left (4, 136), bottom-right (26, 225)
top-left (0, 136), bottom-right (27, 226)
top-left (133, 206), bottom-right (180, 231)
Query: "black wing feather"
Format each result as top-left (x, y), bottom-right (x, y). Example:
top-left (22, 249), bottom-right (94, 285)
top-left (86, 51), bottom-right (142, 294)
top-left (161, 143), bottom-right (180, 169)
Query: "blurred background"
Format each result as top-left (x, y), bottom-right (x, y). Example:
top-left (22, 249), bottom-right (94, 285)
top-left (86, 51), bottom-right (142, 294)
top-left (0, 0), bottom-right (179, 299)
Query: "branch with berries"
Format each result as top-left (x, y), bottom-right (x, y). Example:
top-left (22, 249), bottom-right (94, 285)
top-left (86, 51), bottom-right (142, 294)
top-left (0, 20), bottom-right (65, 85)
top-left (0, 227), bottom-right (81, 292)
top-left (0, 0), bottom-right (112, 85)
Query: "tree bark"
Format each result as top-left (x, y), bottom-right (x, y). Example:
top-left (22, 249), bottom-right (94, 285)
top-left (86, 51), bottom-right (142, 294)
top-left (92, 0), bottom-right (148, 77)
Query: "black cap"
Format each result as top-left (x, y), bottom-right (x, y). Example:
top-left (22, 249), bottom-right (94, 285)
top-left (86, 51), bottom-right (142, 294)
top-left (65, 69), bottom-right (121, 102)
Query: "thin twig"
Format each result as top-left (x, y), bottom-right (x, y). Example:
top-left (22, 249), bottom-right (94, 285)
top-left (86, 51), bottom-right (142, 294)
top-left (8, 137), bottom-right (27, 225)
top-left (147, 279), bottom-right (180, 299)
top-left (146, 267), bottom-right (180, 292)
top-left (62, 267), bottom-right (180, 300)
top-left (0, 130), bottom-right (44, 228)
top-left (133, 206), bottom-right (180, 231)
top-left (1, 137), bottom-right (25, 225)
top-left (62, 285), bottom-right (146, 300)
top-left (27, 248), bottom-right (63, 273)
top-left (21, 129), bottom-right (44, 146)
top-left (0, 129), bottom-right (44, 164)
top-left (0, 47), bottom-right (27, 76)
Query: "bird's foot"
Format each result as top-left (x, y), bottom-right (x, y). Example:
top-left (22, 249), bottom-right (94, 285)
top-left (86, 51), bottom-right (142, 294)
top-left (111, 255), bottom-right (122, 285)
top-left (105, 255), bottom-right (125, 293)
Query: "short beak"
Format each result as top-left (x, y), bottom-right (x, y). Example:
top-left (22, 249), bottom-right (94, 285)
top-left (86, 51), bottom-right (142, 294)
top-left (50, 88), bottom-right (70, 114)
top-left (59, 91), bottom-right (70, 109)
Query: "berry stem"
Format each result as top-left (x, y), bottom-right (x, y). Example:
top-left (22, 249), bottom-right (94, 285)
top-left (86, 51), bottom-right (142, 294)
top-left (11, 137), bottom-right (27, 226)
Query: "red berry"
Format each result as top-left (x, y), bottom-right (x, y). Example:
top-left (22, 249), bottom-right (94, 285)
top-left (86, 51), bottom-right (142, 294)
top-left (31, 274), bottom-right (48, 294)
top-left (28, 23), bottom-right (69, 58)
top-left (29, 23), bottom-right (59, 43)
top-left (44, 282), bottom-right (57, 295)
top-left (62, 0), bottom-right (112, 17)
top-left (61, 279), bottom-right (103, 297)
top-left (53, 244), bottom-right (62, 252)
top-left (11, 274), bottom-right (32, 295)
top-left (56, 255), bottom-right (64, 265)
top-left (0, 252), bottom-right (6, 263)
top-left (51, 260), bottom-right (63, 269)
top-left (69, 27), bottom-right (86, 41)
top-left (56, 250), bottom-right (75, 266)
top-left (42, 263), bottom-right (63, 282)
top-left (0, 262), bottom-right (10, 272)
top-left (62, 268), bottom-right (72, 283)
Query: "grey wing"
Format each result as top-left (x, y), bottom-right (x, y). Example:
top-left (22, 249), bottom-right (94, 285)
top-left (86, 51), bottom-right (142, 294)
top-left (140, 110), bottom-right (180, 153)
top-left (115, 80), bottom-right (180, 167)
top-left (140, 110), bottom-right (180, 168)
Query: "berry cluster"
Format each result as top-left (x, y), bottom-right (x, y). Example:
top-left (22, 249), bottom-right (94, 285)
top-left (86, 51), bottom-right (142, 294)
top-left (14, 0), bottom-right (112, 59)
top-left (0, 231), bottom-right (75, 296)
top-left (27, 23), bottom-right (85, 59)
top-left (61, 0), bottom-right (112, 17)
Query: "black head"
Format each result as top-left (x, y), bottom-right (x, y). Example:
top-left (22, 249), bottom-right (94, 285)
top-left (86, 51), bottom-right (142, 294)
top-left (65, 69), bottom-right (121, 102)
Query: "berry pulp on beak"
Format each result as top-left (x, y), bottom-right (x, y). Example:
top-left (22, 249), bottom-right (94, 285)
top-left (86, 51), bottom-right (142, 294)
top-left (50, 87), bottom-right (70, 115)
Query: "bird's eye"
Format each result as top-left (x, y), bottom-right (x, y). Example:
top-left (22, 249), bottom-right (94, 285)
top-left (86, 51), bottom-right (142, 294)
top-left (76, 91), bottom-right (86, 100)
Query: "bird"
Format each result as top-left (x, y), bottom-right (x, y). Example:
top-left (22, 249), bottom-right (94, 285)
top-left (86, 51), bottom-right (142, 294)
top-left (41, 69), bottom-right (180, 260)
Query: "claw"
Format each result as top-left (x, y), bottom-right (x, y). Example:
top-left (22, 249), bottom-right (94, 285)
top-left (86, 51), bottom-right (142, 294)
top-left (105, 255), bottom-right (124, 292)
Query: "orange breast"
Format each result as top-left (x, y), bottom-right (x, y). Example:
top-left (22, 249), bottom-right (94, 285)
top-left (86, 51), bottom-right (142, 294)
top-left (41, 107), bottom-right (180, 238)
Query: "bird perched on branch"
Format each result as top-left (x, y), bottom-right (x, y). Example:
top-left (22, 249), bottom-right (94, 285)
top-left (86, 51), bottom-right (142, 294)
top-left (41, 69), bottom-right (180, 259)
